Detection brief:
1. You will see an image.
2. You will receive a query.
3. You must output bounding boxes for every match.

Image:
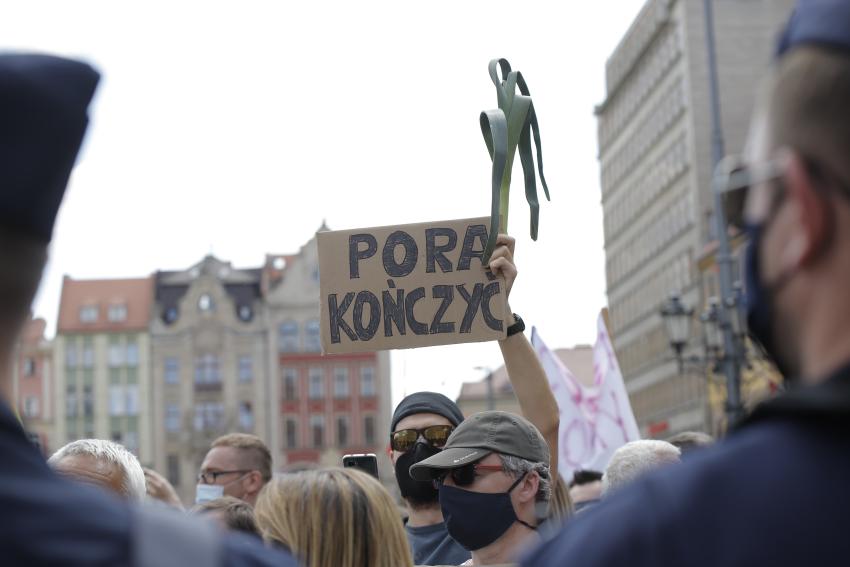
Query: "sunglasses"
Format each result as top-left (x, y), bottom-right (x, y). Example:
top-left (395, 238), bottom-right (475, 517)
top-left (434, 461), bottom-right (504, 488)
top-left (390, 425), bottom-right (454, 452)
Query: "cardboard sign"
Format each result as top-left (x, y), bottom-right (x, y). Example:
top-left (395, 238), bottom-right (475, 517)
top-left (317, 217), bottom-right (508, 353)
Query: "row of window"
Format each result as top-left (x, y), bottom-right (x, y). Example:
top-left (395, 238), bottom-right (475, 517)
top-left (609, 251), bottom-right (693, 336)
top-left (162, 355), bottom-right (254, 385)
top-left (283, 414), bottom-right (377, 449)
top-left (600, 78), bottom-right (686, 200)
top-left (603, 134), bottom-right (690, 244)
top-left (164, 402), bottom-right (256, 433)
top-left (66, 341), bottom-right (139, 369)
top-left (278, 320), bottom-right (321, 353)
top-left (65, 385), bottom-right (94, 418)
top-left (79, 303), bottom-right (128, 324)
top-left (603, 0), bottom-right (672, 102)
top-left (282, 366), bottom-right (376, 400)
top-left (606, 189), bottom-right (695, 290)
top-left (599, 25), bottom-right (682, 150)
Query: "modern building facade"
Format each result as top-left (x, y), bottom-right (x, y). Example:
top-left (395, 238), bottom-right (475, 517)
top-left (54, 277), bottom-right (154, 461)
top-left (12, 318), bottom-right (54, 454)
top-left (264, 230), bottom-right (393, 483)
top-left (596, 0), bottom-right (794, 435)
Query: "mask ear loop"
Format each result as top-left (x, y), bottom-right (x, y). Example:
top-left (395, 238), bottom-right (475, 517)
top-left (507, 472), bottom-right (539, 532)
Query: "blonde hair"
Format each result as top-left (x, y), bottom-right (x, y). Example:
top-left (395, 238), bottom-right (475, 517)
top-left (255, 468), bottom-right (413, 567)
top-left (547, 474), bottom-right (574, 524)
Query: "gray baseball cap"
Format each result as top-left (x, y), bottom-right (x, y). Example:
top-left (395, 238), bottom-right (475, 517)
top-left (409, 411), bottom-right (550, 481)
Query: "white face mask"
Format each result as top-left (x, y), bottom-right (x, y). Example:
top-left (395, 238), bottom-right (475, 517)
top-left (195, 483), bottom-right (224, 504)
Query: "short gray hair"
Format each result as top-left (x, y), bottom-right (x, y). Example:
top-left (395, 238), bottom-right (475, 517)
top-left (602, 440), bottom-right (681, 496)
top-left (498, 454), bottom-right (551, 502)
top-left (49, 439), bottom-right (146, 502)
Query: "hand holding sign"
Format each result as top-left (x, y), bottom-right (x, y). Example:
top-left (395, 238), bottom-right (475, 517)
top-left (487, 233), bottom-right (517, 299)
top-left (318, 218), bottom-right (509, 354)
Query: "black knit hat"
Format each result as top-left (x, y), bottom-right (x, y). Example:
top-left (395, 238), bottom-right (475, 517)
top-left (391, 392), bottom-right (465, 432)
top-left (0, 53), bottom-right (100, 242)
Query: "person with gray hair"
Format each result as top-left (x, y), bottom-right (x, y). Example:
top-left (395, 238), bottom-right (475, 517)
top-left (48, 439), bottom-right (147, 503)
top-left (410, 411), bottom-right (551, 566)
top-left (602, 440), bottom-right (681, 496)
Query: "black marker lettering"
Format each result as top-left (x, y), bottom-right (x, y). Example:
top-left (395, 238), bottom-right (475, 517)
top-left (457, 224), bottom-right (489, 271)
top-left (382, 289), bottom-right (406, 337)
top-left (349, 234), bottom-right (377, 279)
top-left (404, 287), bottom-right (428, 335)
top-left (456, 283), bottom-right (484, 333)
top-left (425, 228), bottom-right (457, 274)
top-left (328, 292), bottom-right (357, 343)
top-left (481, 281), bottom-right (504, 331)
top-left (353, 291), bottom-right (380, 341)
top-left (430, 285), bottom-right (455, 334)
top-left (382, 230), bottom-right (418, 278)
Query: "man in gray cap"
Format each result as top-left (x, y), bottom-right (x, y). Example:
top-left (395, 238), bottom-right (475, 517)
top-left (410, 411), bottom-right (551, 566)
top-left (523, 1), bottom-right (850, 565)
top-left (0, 52), bottom-right (295, 566)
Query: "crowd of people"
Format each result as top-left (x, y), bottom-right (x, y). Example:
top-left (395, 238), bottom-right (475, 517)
top-left (2, 0), bottom-right (850, 565)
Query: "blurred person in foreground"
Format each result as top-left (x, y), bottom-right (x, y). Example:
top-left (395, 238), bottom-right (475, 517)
top-left (0, 52), bottom-right (295, 566)
top-left (197, 433), bottom-right (272, 506)
top-left (600, 440), bottom-right (680, 496)
top-left (410, 411), bottom-right (551, 566)
top-left (192, 496), bottom-right (260, 537)
top-left (255, 467), bottom-right (414, 567)
top-left (567, 470), bottom-right (603, 513)
top-left (523, 2), bottom-right (850, 565)
top-left (391, 234), bottom-right (561, 566)
top-left (49, 439), bottom-right (146, 502)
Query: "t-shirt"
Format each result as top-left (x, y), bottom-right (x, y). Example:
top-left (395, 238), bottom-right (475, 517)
top-left (406, 521), bottom-right (471, 566)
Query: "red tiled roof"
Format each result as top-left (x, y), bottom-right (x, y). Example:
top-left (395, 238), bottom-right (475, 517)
top-left (57, 276), bottom-right (154, 333)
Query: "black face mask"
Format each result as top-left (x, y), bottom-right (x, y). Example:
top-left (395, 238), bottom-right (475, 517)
top-left (395, 442), bottom-right (441, 506)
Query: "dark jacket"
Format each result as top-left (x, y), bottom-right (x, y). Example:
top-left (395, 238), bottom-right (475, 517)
top-left (0, 400), bottom-right (296, 566)
top-left (522, 363), bottom-right (850, 566)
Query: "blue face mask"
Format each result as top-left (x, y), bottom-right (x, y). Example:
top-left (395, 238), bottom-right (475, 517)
top-left (195, 483), bottom-right (224, 504)
top-left (438, 473), bottom-right (536, 551)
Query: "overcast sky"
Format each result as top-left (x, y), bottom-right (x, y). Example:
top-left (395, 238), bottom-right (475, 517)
top-left (2, 0), bottom-right (645, 407)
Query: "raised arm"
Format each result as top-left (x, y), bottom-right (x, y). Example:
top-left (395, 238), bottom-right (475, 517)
top-left (488, 234), bottom-right (560, 481)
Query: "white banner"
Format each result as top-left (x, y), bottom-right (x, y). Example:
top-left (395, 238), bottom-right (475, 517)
top-left (531, 314), bottom-right (640, 481)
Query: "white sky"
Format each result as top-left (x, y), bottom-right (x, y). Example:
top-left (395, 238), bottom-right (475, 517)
top-left (2, 0), bottom-right (645, 408)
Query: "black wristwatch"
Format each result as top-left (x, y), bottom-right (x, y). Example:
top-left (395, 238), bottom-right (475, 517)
top-left (506, 313), bottom-right (525, 337)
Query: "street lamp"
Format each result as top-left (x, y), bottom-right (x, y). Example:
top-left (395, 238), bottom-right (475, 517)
top-left (660, 293), bottom-right (694, 369)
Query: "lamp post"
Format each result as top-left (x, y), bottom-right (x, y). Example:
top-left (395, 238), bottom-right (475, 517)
top-left (660, 293), bottom-right (694, 372)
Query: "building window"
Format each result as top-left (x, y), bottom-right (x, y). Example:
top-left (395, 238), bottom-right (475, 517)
top-left (124, 431), bottom-right (139, 455)
top-left (126, 342), bottom-right (139, 368)
top-left (304, 320), bottom-right (321, 352)
top-left (279, 321), bottom-right (299, 352)
top-left (238, 356), bottom-right (253, 383)
top-left (282, 367), bottom-right (298, 401)
top-left (23, 357), bottom-right (35, 377)
top-left (165, 404), bottom-right (181, 432)
top-left (364, 415), bottom-right (376, 445)
top-left (108, 304), bottom-right (127, 323)
top-left (66, 386), bottom-right (78, 418)
top-left (82, 385), bottom-right (94, 418)
top-left (65, 344), bottom-right (78, 368)
top-left (308, 368), bottom-right (324, 399)
top-left (164, 357), bottom-right (179, 384)
top-left (79, 305), bottom-right (98, 323)
top-left (198, 293), bottom-right (214, 312)
top-left (285, 419), bottom-right (298, 449)
top-left (360, 366), bottom-right (376, 397)
top-left (310, 415), bottom-right (325, 448)
top-left (193, 402), bottom-right (225, 432)
top-left (167, 454), bottom-right (180, 486)
top-left (23, 396), bottom-right (39, 418)
top-left (336, 416), bottom-right (349, 448)
top-left (83, 344), bottom-right (95, 369)
top-left (334, 367), bottom-right (349, 398)
top-left (238, 402), bottom-right (254, 431)
top-left (125, 385), bottom-right (139, 416)
top-left (109, 385), bottom-right (126, 416)
top-left (108, 343), bottom-right (124, 368)
top-left (194, 354), bottom-right (221, 384)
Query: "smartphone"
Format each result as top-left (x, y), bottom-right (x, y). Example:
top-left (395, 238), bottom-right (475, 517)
top-left (342, 453), bottom-right (379, 480)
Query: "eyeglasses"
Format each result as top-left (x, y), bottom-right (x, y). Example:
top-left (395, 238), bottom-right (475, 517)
top-left (434, 462), bottom-right (505, 488)
top-left (716, 155), bottom-right (786, 230)
top-left (390, 425), bottom-right (454, 452)
top-left (197, 469), bottom-right (251, 484)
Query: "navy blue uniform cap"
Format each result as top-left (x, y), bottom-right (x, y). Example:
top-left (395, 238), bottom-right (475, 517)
top-left (777, 0), bottom-right (850, 57)
top-left (0, 53), bottom-right (100, 243)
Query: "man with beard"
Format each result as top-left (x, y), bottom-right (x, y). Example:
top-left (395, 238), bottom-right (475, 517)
top-left (523, 1), bottom-right (850, 566)
top-left (391, 234), bottom-right (560, 566)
